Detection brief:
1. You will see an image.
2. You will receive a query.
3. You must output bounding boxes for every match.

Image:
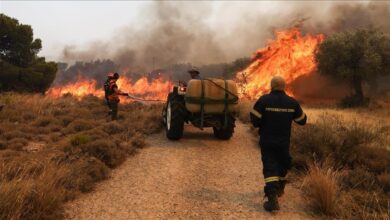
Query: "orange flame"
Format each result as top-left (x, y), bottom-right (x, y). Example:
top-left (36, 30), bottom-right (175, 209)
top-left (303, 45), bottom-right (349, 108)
top-left (235, 28), bottom-right (324, 99)
top-left (46, 76), bottom-right (173, 102)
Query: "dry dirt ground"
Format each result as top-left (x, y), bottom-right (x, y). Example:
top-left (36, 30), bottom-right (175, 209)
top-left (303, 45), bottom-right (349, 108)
top-left (65, 122), bottom-right (313, 220)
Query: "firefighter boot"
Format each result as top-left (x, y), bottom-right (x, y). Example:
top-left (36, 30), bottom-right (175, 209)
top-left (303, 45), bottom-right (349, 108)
top-left (263, 192), bottom-right (280, 212)
top-left (264, 182), bottom-right (280, 212)
top-left (277, 180), bottom-right (287, 197)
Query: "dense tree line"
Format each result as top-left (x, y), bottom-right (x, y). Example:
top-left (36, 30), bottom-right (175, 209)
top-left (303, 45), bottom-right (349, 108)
top-left (0, 14), bottom-right (57, 93)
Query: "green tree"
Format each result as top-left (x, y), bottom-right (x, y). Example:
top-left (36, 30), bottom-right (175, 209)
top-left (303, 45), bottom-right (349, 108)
top-left (316, 28), bottom-right (390, 104)
top-left (0, 13), bottom-right (57, 93)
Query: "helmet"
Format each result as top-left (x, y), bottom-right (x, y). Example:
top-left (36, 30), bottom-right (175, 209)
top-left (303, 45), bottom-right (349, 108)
top-left (113, 72), bottom-right (119, 79)
top-left (108, 72), bottom-right (120, 79)
top-left (188, 67), bottom-right (200, 75)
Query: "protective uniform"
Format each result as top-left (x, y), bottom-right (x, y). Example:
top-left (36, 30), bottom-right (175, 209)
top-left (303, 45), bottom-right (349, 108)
top-left (107, 80), bottom-right (120, 120)
top-left (104, 77), bottom-right (112, 114)
top-left (250, 89), bottom-right (307, 211)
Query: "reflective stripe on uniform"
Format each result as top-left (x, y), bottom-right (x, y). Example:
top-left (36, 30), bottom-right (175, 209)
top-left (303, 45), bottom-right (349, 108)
top-left (264, 176), bottom-right (280, 183)
top-left (265, 107), bottom-right (295, 113)
top-left (279, 176), bottom-right (287, 181)
top-left (251, 109), bottom-right (262, 118)
top-left (294, 113), bottom-right (306, 122)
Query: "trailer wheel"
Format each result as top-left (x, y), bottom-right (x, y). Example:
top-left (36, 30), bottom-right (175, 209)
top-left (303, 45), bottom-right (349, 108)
top-left (166, 96), bottom-right (185, 140)
top-left (213, 115), bottom-right (235, 140)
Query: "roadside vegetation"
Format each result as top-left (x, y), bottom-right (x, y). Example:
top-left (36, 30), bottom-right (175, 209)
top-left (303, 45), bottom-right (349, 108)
top-left (237, 99), bottom-right (390, 219)
top-left (0, 93), bottom-right (163, 219)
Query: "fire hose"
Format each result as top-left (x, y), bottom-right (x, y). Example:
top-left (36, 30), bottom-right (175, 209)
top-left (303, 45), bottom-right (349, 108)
top-left (125, 93), bottom-right (165, 102)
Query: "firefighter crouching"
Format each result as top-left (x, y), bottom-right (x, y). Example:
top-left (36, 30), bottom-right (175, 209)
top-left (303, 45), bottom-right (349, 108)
top-left (250, 76), bottom-right (307, 212)
top-left (105, 73), bottom-right (128, 120)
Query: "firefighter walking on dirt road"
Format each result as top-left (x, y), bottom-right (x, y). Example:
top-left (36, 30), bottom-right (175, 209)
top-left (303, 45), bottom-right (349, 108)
top-left (250, 76), bottom-right (307, 212)
top-left (104, 72), bottom-right (128, 120)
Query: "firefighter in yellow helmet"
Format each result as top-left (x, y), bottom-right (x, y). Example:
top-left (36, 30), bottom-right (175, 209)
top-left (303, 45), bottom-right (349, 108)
top-left (250, 76), bottom-right (307, 212)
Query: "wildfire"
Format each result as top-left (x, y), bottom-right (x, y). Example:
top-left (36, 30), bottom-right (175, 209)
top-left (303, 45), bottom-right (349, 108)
top-left (235, 28), bottom-right (325, 99)
top-left (46, 76), bottom-right (173, 102)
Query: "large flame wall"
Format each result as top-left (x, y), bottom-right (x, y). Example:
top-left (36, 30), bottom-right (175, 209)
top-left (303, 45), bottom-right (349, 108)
top-left (46, 76), bottom-right (173, 102)
top-left (235, 28), bottom-right (324, 99)
top-left (47, 28), bottom-right (324, 102)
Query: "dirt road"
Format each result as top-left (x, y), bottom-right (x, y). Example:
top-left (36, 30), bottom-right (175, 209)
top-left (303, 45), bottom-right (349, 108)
top-left (65, 122), bottom-right (312, 219)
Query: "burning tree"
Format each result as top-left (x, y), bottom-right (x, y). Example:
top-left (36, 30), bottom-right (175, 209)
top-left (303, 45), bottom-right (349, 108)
top-left (316, 28), bottom-right (390, 106)
top-left (235, 28), bottom-right (324, 99)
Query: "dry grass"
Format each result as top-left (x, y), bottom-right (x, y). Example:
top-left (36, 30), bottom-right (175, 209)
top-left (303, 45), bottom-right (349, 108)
top-left (0, 92), bottom-right (163, 219)
top-left (237, 100), bottom-right (390, 219)
top-left (302, 161), bottom-right (341, 216)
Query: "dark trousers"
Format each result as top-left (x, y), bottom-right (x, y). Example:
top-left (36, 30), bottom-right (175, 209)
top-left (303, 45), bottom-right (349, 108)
top-left (109, 100), bottom-right (118, 120)
top-left (260, 137), bottom-right (292, 196)
top-left (106, 97), bottom-right (112, 110)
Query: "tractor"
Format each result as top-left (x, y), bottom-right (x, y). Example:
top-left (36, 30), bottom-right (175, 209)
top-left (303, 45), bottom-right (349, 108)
top-left (162, 79), bottom-right (239, 140)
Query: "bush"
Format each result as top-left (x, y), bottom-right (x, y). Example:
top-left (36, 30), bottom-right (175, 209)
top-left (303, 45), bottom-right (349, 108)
top-left (103, 121), bottom-right (125, 135)
top-left (0, 93), bottom-right (164, 219)
top-left (65, 119), bottom-right (95, 133)
top-left (33, 116), bottom-right (56, 127)
top-left (82, 140), bottom-right (126, 168)
top-left (291, 112), bottom-right (390, 218)
top-left (60, 157), bottom-right (108, 193)
top-left (303, 161), bottom-right (341, 216)
top-left (70, 134), bottom-right (92, 146)
top-left (0, 140), bottom-right (6, 150)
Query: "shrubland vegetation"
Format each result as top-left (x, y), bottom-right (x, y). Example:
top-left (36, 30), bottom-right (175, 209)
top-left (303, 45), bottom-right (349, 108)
top-left (0, 93), bottom-right (163, 219)
top-left (237, 101), bottom-right (390, 219)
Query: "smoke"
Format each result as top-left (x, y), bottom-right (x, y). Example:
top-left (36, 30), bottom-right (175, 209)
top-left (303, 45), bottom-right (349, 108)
top-left (61, 2), bottom-right (225, 73)
top-left (57, 1), bottom-right (390, 95)
top-left (290, 73), bottom-right (352, 104)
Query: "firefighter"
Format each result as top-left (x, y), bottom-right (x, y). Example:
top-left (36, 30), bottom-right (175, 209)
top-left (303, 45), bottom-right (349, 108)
top-left (250, 76), bottom-right (307, 212)
top-left (188, 67), bottom-right (201, 79)
top-left (104, 73), bottom-right (117, 115)
top-left (105, 73), bottom-right (128, 120)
